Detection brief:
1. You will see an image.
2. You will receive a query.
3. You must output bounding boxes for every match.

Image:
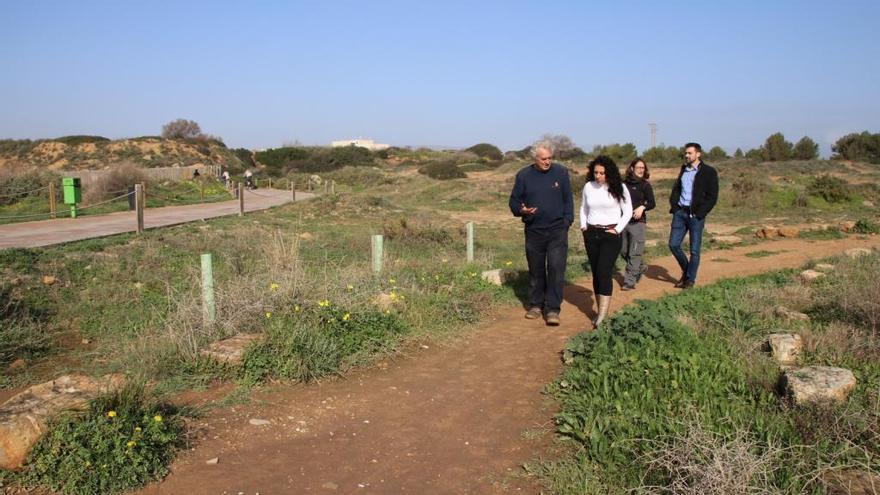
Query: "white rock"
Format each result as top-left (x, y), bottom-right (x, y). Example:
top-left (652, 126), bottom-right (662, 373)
top-left (249, 418), bottom-right (271, 426)
top-left (845, 248), bottom-right (873, 259)
top-left (480, 269), bottom-right (516, 286)
top-left (199, 334), bottom-right (263, 365)
top-left (782, 366), bottom-right (856, 405)
top-left (766, 333), bottom-right (802, 365)
top-left (799, 269), bottom-right (825, 282)
top-left (813, 263), bottom-right (835, 272)
top-left (206, 457), bottom-right (219, 465)
top-left (774, 306), bottom-right (810, 322)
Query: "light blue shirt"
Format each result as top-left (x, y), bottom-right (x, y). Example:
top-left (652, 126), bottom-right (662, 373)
top-left (678, 163), bottom-right (700, 207)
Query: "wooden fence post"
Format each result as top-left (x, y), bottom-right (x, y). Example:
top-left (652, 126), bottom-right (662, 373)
top-left (135, 183), bottom-right (144, 234)
top-left (291, 181), bottom-right (296, 201)
top-left (238, 182), bottom-right (245, 217)
top-left (48, 182), bottom-right (57, 219)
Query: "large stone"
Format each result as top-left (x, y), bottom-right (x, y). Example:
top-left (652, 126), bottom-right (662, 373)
top-left (799, 269), bottom-right (825, 282)
top-left (756, 226), bottom-right (778, 239)
top-left (782, 366), bottom-right (856, 405)
top-left (774, 306), bottom-right (810, 322)
top-left (199, 334), bottom-right (263, 365)
top-left (813, 263), bottom-right (835, 272)
top-left (844, 247), bottom-right (873, 259)
top-left (371, 292), bottom-right (395, 311)
top-left (777, 227), bottom-right (800, 238)
top-left (480, 269), bottom-right (516, 286)
top-left (839, 220), bottom-right (857, 232)
top-left (766, 333), bottom-right (802, 365)
top-left (0, 374), bottom-right (125, 469)
top-left (711, 235), bottom-right (742, 244)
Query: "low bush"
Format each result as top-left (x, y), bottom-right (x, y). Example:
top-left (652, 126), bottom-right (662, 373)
top-left (242, 303), bottom-right (408, 383)
top-left (84, 161), bottom-right (149, 204)
top-left (21, 382), bottom-right (185, 494)
top-left (465, 143), bottom-right (503, 161)
top-left (418, 161), bottom-right (466, 180)
top-left (382, 217), bottom-right (455, 247)
top-left (807, 174), bottom-right (851, 203)
top-left (52, 135), bottom-right (110, 146)
top-left (851, 219), bottom-right (880, 234)
top-left (729, 172), bottom-right (770, 207)
top-left (0, 164), bottom-right (59, 206)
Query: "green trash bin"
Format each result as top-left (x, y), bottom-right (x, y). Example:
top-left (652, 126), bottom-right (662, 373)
top-left (62, 177), bottom-right (81, 218)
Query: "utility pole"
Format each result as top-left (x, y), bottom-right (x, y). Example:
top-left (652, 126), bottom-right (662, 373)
top-left (649, 123), bottom-right (657, 149)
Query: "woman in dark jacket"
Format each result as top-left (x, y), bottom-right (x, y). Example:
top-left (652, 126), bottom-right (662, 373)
top-left (620, 158), bottom-right (655, 290)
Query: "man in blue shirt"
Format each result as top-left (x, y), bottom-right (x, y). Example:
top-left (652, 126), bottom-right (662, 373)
top-left (509, 141), bottom-right (574, 325)
top-left (668, 142), bottom-right (719, 289)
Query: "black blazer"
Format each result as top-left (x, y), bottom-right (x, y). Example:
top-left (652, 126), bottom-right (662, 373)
top-left (668, 161), bottom-right (719, 219)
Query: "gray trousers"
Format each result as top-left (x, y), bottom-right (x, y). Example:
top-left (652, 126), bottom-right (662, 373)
top-left (620, 221), bottom-right (647, 286)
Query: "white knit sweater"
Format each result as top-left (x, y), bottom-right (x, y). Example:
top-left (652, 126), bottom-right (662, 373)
top-left (579, 181), bottom-right (633, 233)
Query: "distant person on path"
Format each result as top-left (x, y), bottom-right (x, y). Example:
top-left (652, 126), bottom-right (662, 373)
top-left (668, 142), bottom-right (719, 289)
top-left (620, 158), bottom-right (655, 290)
top-left (192, 168), bottom-right (201, 179)
top-left (508, 140), bottom-right (574, 326)
top-left (221, 170), bottom-right (230, 186)
top-left (580, 155), bottom-right (632, 328)
top-left (244, 169), bottom-right (255, 189)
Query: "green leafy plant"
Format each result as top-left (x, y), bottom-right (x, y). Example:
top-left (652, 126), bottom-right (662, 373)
top-left (22, 383), bottom-right (185, 495)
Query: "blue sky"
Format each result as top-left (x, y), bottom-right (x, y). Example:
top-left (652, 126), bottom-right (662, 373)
top-left (1, 0), bottom-right (878, 155)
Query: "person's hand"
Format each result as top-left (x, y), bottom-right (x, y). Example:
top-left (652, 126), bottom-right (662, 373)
top-left (520, 204), bottom-right (537, 215)
top-left (632, 206), bottom-right (645, 220)
top-left (607, 228), bottom-right (618, 235)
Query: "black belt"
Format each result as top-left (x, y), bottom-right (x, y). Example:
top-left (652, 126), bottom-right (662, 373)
top-left (587, 224), bottom-right (616, 231)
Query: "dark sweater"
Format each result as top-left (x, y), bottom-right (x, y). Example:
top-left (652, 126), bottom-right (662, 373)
top-left (508, 163), bottom-right (574, 231)
top-left (624, 178), bottom-right (655, 224)
top-left (668, 161), bottom-right (719, 219)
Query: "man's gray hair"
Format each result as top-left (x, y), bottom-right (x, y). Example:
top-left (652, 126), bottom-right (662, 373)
top-left (530, 140), bottom-right (555, 158)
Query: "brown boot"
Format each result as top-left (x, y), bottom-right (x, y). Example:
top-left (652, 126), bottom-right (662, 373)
top-left (593, 295), bottom-right (611, 329)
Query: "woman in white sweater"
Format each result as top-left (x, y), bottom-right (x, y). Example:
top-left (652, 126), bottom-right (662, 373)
top-left (580, 155), bottom-right (632, 328)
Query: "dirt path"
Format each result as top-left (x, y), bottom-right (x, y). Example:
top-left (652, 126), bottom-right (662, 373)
top-left (138, 236), bottom-right (879, 495)
top-left (0, 189), bottom-right (312, 249)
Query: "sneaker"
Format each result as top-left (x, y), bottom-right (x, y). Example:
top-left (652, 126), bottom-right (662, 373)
top-left (545, 312), bottom-right (560, 326)
top-left (621, 283), bottom-right (635, 291)
top-left (525, 307), bottom-right (542, 319)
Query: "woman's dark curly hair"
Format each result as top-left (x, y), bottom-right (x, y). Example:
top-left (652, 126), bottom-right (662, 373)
top-left (587, 155), bottom-right (625, 201)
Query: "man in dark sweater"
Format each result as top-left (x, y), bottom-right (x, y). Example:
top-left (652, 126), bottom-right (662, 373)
top-left (668, 142), bottom-right (719, 289)
top-left (508, 142), bottom-right (574, 325)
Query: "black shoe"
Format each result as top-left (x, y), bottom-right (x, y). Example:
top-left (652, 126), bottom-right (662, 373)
top-left (621, 283), bottom-right (635, 291)
top-left (673, 275), bottom-right (688, 288)
top-left (680, 280), bottom-right (695, 289)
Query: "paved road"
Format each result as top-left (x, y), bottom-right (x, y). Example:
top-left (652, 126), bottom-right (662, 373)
top-left (0, 188), bottom-right (313, 249)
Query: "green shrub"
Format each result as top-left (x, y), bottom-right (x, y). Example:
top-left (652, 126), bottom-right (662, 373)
top-left (806, 174), bottom-right (851, 203)
top-left (642, 145), bottom-right (682, 164)
top-left (0, 167), bottom-right (59, 206)
top-left (22, 383), bottom-right (184, 494)
top-left (242, 304), bottom-right (408, 383)
top-left (52, 135), bottom-right (110, 146)
top-left (418, 161), bottom-right (466, 180)
top-left (792, 136), bottom-right (819, 160)
top-left (851, 219), bottom-right (880, 234)
top-left (729, 173), bottom-right (769, 207)
top-left (465, 143), bottom-right (503, 161)
top-left (382, 217), bottom-right (455, 246)
top-left (760, 132), bottom-right (793, 161)
top-left (704, 146), bottom-right (728, 161)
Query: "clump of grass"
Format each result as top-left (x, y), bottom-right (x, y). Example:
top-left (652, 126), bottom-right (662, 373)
top-left (730, 173), bottom-right (770, 207)
top-left (0, 285), bottom-right (52, 368)
top-left (744, 249), bottom-right (784, 258)
top-left (418, 161), bottom-right (466, 180)
top-left (20, 381), bottom-right (185, 495)
top-left (84, 161), bottom-right (149, 204)
top-left (382, 217), bottom-right (455, 247)
top-left (807, 174), bottom-right (851, 204)
top-left (851, 219), bottom-right (880, 234)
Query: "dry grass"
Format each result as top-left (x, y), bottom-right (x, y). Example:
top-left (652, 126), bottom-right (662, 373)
top-left (639, 419), bottom-right (783, 495)
top-left (84, 160), bottom-right (149, 204)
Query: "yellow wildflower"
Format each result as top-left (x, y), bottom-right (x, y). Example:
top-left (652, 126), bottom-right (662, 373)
top-left (318, 299), bottom-right (330, 307)
top-left (154, 415), bottom-right (162, 423)
top-left (505, 260), bottom-right (513, 266)
top-left (135, 427), bottom-right (141, 432)
top-left (388, 278), bottom-right (396, 284)
top-left (269, 283), bottom-right (279, 291)
top-left (85, 461), bottom-right (91, 467)
top-left (107, 411), bottom-right (116, 418)
top-left (441, 258), bottom-right (448, 263)
top-left (389, 291), bottom-right (398, 301)
top-left (265, 312), bottom-right (272, 319)
top-left (126, 441), bottom-right (136, 448)
top-left (342, 313), bottom-right (350, 321)
top-left (347, 284), bottom-right (354, 290)
top-left (294, 305), bottom-right (301, 312)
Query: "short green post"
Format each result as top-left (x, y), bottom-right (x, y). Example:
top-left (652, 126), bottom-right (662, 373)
top-left (201, 253), bottom-right (216, 325)
top-left (466, 222), bottom-right (475, 262)
top-left (371, 234), bottom-right (383, 274)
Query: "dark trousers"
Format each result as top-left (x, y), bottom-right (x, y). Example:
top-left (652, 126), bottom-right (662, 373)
top-left (668, 208), bottom-right (705, 282)
top-left (525, 227), bottom-right (569, 313)
top-left (583, 227), bottom-right (623, 296)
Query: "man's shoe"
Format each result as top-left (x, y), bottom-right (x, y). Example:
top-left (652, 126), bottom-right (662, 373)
top-left (525, 307), bottom-right (542, 319)
top-left (545, 312), bottom-right (560, 326)
top-left (621, 283), bottom-right (635, 291)
top-left (681, 280), bottom-right (695, 289)
top-left (673, 275), bottom-right (688, 288)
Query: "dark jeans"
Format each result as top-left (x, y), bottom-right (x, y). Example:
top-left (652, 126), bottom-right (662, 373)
top-left (525, 227), bottom-right (569, 313)
top-left (668, 208), bottom-right (706, 282)
top-left (583, 227), bottom-right (622, 296)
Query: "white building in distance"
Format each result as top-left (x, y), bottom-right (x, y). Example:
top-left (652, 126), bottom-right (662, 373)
top-left (330, 138), bottom-right (390, 151)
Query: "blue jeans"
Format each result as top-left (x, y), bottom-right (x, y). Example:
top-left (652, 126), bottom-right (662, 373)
top-left (668, 208), bottom-right (705, 282)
